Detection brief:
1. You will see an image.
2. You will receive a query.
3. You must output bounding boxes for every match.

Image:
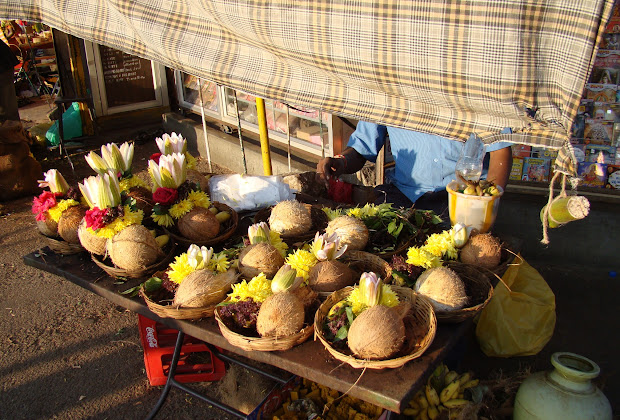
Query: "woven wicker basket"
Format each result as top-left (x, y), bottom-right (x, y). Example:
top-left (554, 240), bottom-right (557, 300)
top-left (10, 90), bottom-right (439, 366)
top-left (91, 241), bottom-right (176, 279)
top-left (341, 250), bottom-right (392, 282)
top-left (314, 285), bottom-right (436, 369)
top-left (214, 298), bottom-right (315, 352)
top-left (44, 235), bottom-right (85, 255)
top-left (165, 202), bottom-right (239, 248)
top-left (253, 203), bottom-right (328, 244)
top-left (140, 287), bottom-right (217, 320)
top-left (430, 262), bottom-right (494, 324)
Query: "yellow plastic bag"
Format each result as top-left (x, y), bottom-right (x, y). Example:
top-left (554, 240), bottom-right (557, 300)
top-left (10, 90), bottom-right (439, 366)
top-left (475, 255), bottom-right (556, 357)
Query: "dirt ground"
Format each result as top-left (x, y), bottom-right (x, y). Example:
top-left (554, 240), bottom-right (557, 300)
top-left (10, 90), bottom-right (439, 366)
top-left (1, 97), bottom-right (618, 419)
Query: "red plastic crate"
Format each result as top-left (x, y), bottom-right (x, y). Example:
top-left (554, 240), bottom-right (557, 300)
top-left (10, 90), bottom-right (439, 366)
top-left (138, 314), bottom-right (226, 386)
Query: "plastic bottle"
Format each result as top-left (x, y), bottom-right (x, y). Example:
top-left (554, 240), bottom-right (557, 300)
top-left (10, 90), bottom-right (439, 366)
top-left (455, 134), bottom-right (485, 182)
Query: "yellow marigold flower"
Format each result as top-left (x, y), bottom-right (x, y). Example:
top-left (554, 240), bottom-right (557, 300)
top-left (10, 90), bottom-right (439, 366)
top-left (93, 206), bottom-right (144, 238)
top-left (269, 231), bottom-right (288, 257)
top-left (285, 249), bottom-right (318, 281)
top-left (207, 251), bottom-right (229, 273)
top-left (424, 231), bottom-right (457, 259)
top-left (168, 253), bottom-right (196, 284)
top-left (169, 199), bottom-right (193, 219)
top-left (406, 246), bottom-right (442, 269)
top-left (152, 213), bottom-right (174, 227)
top-left (322, 207), bottom-right (343, 221)
top-left (188, 190), bottom-right (211, 208)
top-left (229, 273), bottom-right (272, 303)
top-left (346, 207), bottom-right (363, 219)
top-left (347, 284), bottom-right (399, 316)
top-left (185, 152), bottom-right (197, 170)
top-left (47, 199), bottom-right (80, 222)
top-left (119, 175), bottom-right (147, 192)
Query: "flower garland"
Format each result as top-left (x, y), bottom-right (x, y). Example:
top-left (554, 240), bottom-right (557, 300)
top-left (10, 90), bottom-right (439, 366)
top-left (83, 205), bottom-right (144, 239)
top-left (119, 174), bottom-right (147, 192)
top-left (32, 190), bottom-right (81, 222)
top-left (151, 181), bottom-right (211, 227)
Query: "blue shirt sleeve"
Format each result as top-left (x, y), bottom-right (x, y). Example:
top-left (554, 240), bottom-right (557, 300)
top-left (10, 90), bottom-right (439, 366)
top-left (346, 121), bottom-right (387, 163)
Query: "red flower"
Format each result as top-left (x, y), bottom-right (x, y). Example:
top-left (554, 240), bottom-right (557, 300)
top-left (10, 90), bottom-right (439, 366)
top-left (32, 191), bottom-right (62, 221)
top-left (153, 187), bottom-right (178, 206)
top-left (150, 153), bottom-right (162, 164)
top-left (85, 207), bottom-right (109, 230)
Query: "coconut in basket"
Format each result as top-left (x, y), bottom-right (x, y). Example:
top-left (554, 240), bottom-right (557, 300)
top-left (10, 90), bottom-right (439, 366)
top-left (323, 272), bottom-right (407, 360)
top-left (148, 152), bottom-right (228, 242)
top-left (238, 222), bottom-right (288, 279)
top-left (306, 231), bottom-right (355, 293)
top-left (32, 169), bottom-right (87, 243)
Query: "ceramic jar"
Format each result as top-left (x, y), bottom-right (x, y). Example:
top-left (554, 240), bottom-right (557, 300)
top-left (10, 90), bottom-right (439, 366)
top-left (513, 352), bottom-right (612, 420)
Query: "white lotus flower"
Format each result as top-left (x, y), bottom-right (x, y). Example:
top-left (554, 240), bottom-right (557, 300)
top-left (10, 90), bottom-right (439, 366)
top-left (311, 232), bottom-right (348, 261)
top-left (78, 172), bottom-right (121, 209)
top-left (156, 133), bottom-right (187, 155)
top-left (148, 152), bottom-right (187, 189)
top-left (84, 150), bottom-right (109, 175)
top-left (186, 244), bottom-right (214, 270)
top-left (38, 169), bottom-right (70, 194)
top-left (85, 142), bottom-right (134, 176)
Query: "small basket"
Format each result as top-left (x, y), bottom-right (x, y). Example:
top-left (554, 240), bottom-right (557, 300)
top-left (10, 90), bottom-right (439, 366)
top-left (488, 236), bottom-right (523, 282)
top-left (44, 235), bottom-right (85, 255)
top-left (91, 241), bottom-right (176, 279)
top-left (140, 286), bottom-right (217, 320)
top-left (165, 202), bottom-right (239, 248)
top-left (253, 203), bottom-right (328, 245)
top-left (431, 262), bottom-right (494, 323)
top-left (314, 286), bottom-right (436, 369)
top-left (341, 250), bottom-right (392, 282)
top-left (214, 299), bottom-right (314, 352)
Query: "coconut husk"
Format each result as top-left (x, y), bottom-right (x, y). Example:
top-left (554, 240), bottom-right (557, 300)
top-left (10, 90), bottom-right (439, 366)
top-left (238, 242), bottom-right (284, 279)
top-left (256, 291), bottom-right (305, 337)
top-left (57, 205), bottom-right (88, 244)
top-left (415, 266), bottom-right (468, 312)
top-left (107, 224), bottom-right (164, 272)
top-left (124, 186), bottom-right (154, 217)
top-left (36, 214), bottom-right (58, 237)
top-left (173, 269), bottom-right (240, 308)
top-left (348, 305), bottom-right (406, 360)
top-left (325, 215), bottom-right (369, 251)
top-left (307, 260), bottom-right (355, 293)
top-left (177, 206), bottom-right (220, 241)
top-left (77, 219), bottom-right (108, 255)
top-left (460, 233), bottom-right (502, 269)
top-left (268, 200), bottom-right (312, 236)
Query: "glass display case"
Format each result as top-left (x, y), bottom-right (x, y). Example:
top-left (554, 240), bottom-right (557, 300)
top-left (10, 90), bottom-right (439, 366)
top-left (174, 70), bottom-right (220, 118)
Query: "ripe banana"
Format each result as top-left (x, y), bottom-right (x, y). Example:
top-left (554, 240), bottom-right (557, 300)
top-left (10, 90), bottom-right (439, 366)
top-left (155, 234), bottom-right (169, 248)
top-left (458, 372), bottom-right (472, 386)
top-left (418, 407), bottom-right (429, 420)
top-left (416, 391), bottom-right (429, 409)
top-left (215, 210), bottom-right (231, 222)
top-left (403, 407), bottom-right (419, 416)
top-left (439, 381), bottom-right (460, 404)
top-left (444, 370), bottom-right (459, 385)
top-left (443, 398), bottom-right (470, 408)
top-left (427, 405), bottom-right (439, 419)
top-left (425, 385), bottom-right (440, 407)
top-left (461, 379), bottom-right (480, 390)
top-left (409, 396), bottom-right (420, 410)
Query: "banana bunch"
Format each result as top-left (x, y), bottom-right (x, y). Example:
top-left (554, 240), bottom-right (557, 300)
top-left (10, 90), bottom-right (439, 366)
top-left (403, 364), bottom-right (479, 420)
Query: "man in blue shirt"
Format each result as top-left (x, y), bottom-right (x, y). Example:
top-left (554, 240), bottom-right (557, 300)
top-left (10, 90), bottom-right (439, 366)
top-left (316, 121), bottom-right (512, 215)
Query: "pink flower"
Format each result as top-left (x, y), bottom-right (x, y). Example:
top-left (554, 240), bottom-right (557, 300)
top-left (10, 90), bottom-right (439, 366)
top-left (32, 191), bottom-right (62, 221)
top-left (150, 152), bottom-right (162, 164)
top-left (84, 207), bottom-right (109, 230)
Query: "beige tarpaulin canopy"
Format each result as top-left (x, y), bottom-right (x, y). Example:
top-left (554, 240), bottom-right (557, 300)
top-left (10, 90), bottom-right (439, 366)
top-left (1, 0), bottom-right (615, 175)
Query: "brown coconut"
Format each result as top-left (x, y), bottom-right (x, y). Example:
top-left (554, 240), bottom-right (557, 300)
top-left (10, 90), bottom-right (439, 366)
top-left (177, 206), bottom-right (220, 241)
top-left (325, 215), bottom-right (369, 251)
top-left (107, 224), bottom-right (164, 271)
top-left (307, 260), bottom-right (355, 293)
top-left (268, 200), bottom-right (312, 236)
top-left (125, 186), bottom-right (154, 216)
top-left (77, 219), bottom-right (108, 255)
top-left (36, 213), bottom-right (58, 237)
top-left (256, 291), bottom-right (305, 337)
top-left (238, 242), bottom-right (284, 279)
top-left (414, 266), bottom-right (468, 312)
top-left (348, 305), bottom-right (406, 360)
top-left (57, 205), bottom-right (88, 244)
top-left (173, 268), bottom-right (240, 308)
top-left (459, 233), bottom-right (502, 269)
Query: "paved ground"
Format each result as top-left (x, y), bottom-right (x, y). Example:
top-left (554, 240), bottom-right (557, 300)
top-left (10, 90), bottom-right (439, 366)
top-left (1, 96), bottom-right (617, 419)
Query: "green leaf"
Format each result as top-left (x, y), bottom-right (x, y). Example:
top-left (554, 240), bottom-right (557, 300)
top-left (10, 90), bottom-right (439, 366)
top-left (144, 276), bottom-right (163, 293)
top-left (334, 326), bottom-right (349, 341)
top-left (152, 204), bottom-right (168, 215)
top-left (119, 285), bottom-right (141, 296)
top-left (345, 306), bottom-right (355, 324)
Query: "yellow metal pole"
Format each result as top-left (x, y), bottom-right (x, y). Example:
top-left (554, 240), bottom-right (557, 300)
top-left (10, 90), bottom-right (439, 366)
top-left (255, 97), bottom-right (273, 175)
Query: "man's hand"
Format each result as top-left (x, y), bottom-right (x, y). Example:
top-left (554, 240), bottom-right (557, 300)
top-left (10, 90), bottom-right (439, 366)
top-left (316, 155), bottom-right (346, 187)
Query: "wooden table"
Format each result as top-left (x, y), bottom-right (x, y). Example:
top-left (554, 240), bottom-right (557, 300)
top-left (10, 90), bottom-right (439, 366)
top-left (23, 248), bottom-right (471, 415)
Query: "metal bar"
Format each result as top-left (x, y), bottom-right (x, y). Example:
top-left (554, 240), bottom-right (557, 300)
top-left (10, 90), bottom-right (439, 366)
top-left (197, 78), bottom-right (213, 172)
top-left (206, 344), bottom-right (291, 384)
top-left (286, 105), bottom-right (291, 172)
top-left (255, 97), bottom-right (272, 176)
top-left (232, 90), bottom-right (248, 174)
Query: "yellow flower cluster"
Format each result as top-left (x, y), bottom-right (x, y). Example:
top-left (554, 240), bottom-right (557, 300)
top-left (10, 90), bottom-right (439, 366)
top-left (229, 273), bottom-right (272, 303)
top-left (168, 190), bottom-right (211, 219)
top-left (269, 231), bottom-right (288, 257)
top-left (285, 249), bottom-right (318, 281)
top-left (167, 249), bottom-right (230, 284)
top-left (47, 199), bottom-right (80, 222)
top-left (152, 213), bottom-right (174, 227)
top-left (406, 230), bottom-right (457, 268)
top-left (347, 284), bottom-right (400, 316)
top-left (345, 203), bottom-right (391, 220)
top-left (88, 206), bottom-right (144, 239)
top-left (322, 207), bottom-right (344, 221)
top-left (207, 251), bottom-right (230, 273)
top-left (119, 175), bottom-right (147, 192)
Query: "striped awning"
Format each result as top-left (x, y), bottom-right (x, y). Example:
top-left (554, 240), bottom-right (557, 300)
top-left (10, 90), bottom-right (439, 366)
top-left (1, 0), bottom-right (615, 174)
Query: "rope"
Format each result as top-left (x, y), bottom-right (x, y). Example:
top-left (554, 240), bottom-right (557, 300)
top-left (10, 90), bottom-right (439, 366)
top-left (541, 171), bottom-right (568, 245)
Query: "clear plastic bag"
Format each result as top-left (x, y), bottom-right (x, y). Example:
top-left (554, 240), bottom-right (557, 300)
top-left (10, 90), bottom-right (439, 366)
top-left (475, 255), bottom-right (556, 357)
top-left (208, 174), bottom-right (295, 212)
